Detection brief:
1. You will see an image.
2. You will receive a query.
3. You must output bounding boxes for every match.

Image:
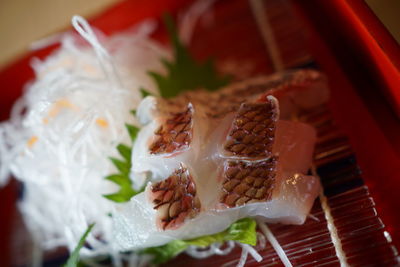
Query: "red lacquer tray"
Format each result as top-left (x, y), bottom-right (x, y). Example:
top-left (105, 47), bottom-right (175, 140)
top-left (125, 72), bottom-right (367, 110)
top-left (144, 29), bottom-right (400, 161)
top-left (1, 0), bottom-right (399, 266)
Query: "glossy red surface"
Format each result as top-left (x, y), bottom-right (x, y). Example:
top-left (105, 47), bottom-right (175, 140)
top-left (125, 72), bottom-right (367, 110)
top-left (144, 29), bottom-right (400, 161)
top-left (1, 0), bottom-right (399, 265)
top-left (346, 0), bottom-right (400, 117)
top-left (295, 0), bottom-right (400, 250)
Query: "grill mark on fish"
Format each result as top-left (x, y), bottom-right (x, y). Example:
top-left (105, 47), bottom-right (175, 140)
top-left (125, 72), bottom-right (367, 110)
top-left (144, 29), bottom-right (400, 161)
top-left (150, 164), bottom-right (201, 230)
top-left (149, 104), bottom-right (193, 155)
top-left (220, 157), bottom-right (277, 207)
top-left (223, 99), bottom-right (278, 158)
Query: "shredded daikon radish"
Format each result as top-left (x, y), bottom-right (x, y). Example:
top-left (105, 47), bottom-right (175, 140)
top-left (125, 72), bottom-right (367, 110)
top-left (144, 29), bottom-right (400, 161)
top-left (186, 241), bottom-right (236, 259)
top-left (0, 15), bottom-right (169, 264)
top-left (237, 246), bottom-right (249, 267)
top-left (186, 240), bottom-right (263, 267)
top-left (178, 0), bottom-right (217, 45)
top-left (256, 232), bottom-right (266, 250)
top-left (257, 220), bottom-right (293, 267)
top-left (238, 243), bottom-right (262, 263)
top-left (213, 241), bottom-right (236, 256)
top-left (312, 166), bottom-right (349, 267)
top-left (307, 213), bottom-right (320, 222)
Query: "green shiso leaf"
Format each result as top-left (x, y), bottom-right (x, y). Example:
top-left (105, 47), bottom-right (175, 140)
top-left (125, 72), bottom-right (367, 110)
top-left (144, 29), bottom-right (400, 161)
top-left (117, 144), bottom-right (131, 162)
top-left (104, 123), bottom-right (141, 203)
top-left (140, 87), bottom-right (153, 98)
top-left (152, 14), bottom-right (231, 99)
top-left (125, 124), bottom-right (139, 142)
top-left (188, 217), bottom-right (257, 247)
top-left (103, 174), bottom-right (137, 203)
top-left (142, 240), bottom-right (188, 265)
top-left (64, 223), bottom-right (95, 267)
top-left (143, 218), bottom-right (257, 264)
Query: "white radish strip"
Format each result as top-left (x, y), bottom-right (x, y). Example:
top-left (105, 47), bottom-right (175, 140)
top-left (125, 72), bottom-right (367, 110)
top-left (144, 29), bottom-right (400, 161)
top-left (32, 239), bottom-right (43, 267)
top-left (72, 15), bottom-right (122, 89)
top-left (257, 220), bottom-right (293, 267)
top-left (236, 246), bottom-right (249, 267)
top-left (307, 213), bottom-right (320, 222)
top-left (249, 0), bottom-right (284, 72)
top-left (214, 241), bottom-right (235, 255)
top-left (256, 232), bottom-right (266, 249)
top-left (238, 243), bottom-right (263, 262)
top-left (179, 0), bottom-right (217, 45)
top-left (313, 165), bottom-right (349, 267)
top-left (186, 243), bottom-right (226, 259)
top-left (186, 245), bottom-right (217, 259)
top-left (30, 32), bottom-right (65, 51)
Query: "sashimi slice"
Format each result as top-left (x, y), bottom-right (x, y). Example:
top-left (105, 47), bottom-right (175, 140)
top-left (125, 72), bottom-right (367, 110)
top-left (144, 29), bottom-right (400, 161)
top-left (114, 120), bottom-right (319, 250)
top-left (113, 70), bottom-right (323, 250)
top-left (130, 96), bottom-right (207, 187)
top-left (150, 164), bottom-right (201, 230)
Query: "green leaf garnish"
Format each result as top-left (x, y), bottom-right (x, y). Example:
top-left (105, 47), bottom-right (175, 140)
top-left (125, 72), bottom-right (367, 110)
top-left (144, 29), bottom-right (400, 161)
top-left (103, 174), bottom-right (137, 203)
top-left (109, 157), bottom-right (130, 175)
top-left (143, 240), bottom-right (188, 264)
top-left (140, 88), bottom-right (153, 98)
top-left (104, 123), bottom-right (142, 203)
top-left (117, 144), bottom-right (131, 162)
top-left (125, 124), bottom-right (139, 142)
top-left (151, 14), bottom-right (230, 98)
top-left (64, 223), bottom-right (95, 267)
top-left (142, 218), bottom-right (257, 264)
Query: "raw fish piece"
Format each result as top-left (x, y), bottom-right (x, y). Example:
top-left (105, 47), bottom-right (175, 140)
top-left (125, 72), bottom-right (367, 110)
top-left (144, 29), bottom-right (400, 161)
top-left (113, 119), bottom-right (319, 250)
top-left (150, 163), bottom-right (201, 230)
top-left (113, 70), bottom-right (323, 250)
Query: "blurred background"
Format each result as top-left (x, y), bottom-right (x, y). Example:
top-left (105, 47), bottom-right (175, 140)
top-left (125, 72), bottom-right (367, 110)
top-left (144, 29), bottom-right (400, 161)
top-left (0, 0), bottom-right (121, 70)
top-left (0, 0), bottom-right (399, 71)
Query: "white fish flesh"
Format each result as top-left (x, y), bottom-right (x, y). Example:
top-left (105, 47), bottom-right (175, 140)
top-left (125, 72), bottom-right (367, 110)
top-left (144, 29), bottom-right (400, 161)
top-left (113, 70), bottom-right (325, 250)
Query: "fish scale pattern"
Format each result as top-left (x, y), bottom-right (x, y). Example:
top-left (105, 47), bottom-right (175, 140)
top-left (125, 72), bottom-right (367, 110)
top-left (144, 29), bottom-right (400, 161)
top-left (220, 157), bottom-right (277, 207)
top-left (220, 99), bottom-right (278, 207)
top-left (150, 165), bottom-right (201, 230)
top-left (224, 101), bottom-right (277, 158)
top-left (150, 104), bottom-right (193, 155)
